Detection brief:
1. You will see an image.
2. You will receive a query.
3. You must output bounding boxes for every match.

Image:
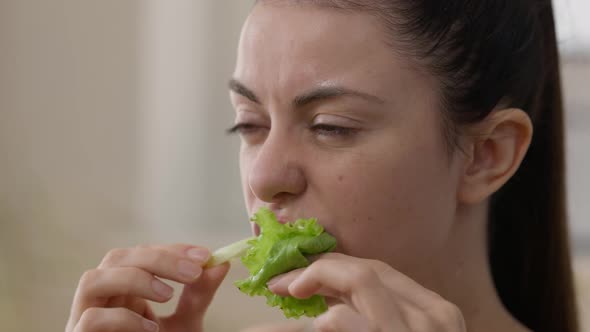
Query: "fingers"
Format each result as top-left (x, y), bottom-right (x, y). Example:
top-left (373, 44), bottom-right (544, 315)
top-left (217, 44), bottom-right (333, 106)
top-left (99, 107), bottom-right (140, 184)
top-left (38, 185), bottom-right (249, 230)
top-left (268, 253), bottom-right (466, 332)
top-left (267, 254), bottom-right (407, 329)
top-left (71, 267), bottom-right (173, 321)
top-left (275, 257), bottom-right (378, 300)
top-left (74, 307), bottom-right (159, 332)
top-left (320, 253), bottom-right (452, 312)
top-left (276, 253), bottom-right (443, 309)
top-left (293, 259), bottom-right (401, 324)
top-left (98, 244), bottom-right (211, 284)
top-left (313, 304), bottom-right (376, 332)
top-left (161, 262), bottom-right (231, 330)
top-left (154, 243), bottom-right (211, 261)
top-left (80, 267), bottom-right (174, 303)
top-left (67, 244), bottom-right (212, 332)
top-left (267, 269), bottom-right (303, 296)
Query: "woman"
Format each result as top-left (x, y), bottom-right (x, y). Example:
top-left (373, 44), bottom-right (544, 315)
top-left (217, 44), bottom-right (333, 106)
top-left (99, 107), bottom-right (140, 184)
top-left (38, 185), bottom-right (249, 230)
top-left (65, 0), bottom-right (578, 331)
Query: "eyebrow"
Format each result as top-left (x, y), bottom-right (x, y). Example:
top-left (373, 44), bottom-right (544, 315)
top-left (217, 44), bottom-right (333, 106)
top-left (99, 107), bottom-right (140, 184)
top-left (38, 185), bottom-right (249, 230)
top-left (228, 79), bottom-right (260, 104)
top-left (228, 79), bottom-right (385, 109)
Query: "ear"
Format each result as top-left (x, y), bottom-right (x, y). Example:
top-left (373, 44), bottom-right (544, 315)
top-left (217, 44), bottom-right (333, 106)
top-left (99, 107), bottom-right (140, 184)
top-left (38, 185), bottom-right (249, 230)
top-left (457, 108), bottom-right (533, 204)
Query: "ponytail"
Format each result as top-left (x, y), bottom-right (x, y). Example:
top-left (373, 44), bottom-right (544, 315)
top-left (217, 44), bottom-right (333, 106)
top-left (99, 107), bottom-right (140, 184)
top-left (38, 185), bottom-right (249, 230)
top-left (488, 1), bottom-right (579, 331)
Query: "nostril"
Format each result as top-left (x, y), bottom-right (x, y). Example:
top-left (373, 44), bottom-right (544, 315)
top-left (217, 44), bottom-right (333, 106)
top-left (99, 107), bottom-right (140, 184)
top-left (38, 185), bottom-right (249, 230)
top-left (271, 193), bottom-right (293, 205)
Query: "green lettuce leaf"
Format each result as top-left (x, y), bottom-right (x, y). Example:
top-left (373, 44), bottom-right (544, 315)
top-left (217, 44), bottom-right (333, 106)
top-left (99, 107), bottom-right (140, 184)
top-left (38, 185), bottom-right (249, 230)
top-left (235, 207), bottom-right (337, 318)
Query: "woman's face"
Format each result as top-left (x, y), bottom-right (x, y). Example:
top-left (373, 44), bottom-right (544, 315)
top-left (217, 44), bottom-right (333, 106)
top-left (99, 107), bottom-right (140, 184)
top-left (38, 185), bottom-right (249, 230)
top-left (230, 3), bottom-right (465, 274)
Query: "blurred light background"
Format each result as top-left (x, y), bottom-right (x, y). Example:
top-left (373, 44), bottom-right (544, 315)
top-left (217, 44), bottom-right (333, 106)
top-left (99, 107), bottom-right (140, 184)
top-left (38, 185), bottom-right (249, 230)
top-left (0, 1), bottom-right (588, 331)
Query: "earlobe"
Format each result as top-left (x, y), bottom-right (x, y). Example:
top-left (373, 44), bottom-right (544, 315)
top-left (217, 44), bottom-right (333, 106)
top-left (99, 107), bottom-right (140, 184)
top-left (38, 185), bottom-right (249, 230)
top-left (457, 108), bottom-right (533, 204)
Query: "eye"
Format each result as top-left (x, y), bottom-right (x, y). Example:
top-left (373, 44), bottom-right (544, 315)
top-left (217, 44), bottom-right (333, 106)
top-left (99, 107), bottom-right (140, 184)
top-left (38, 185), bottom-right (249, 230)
top-left (310, 124), bottom-right (358, 137)
top-left (226, 123), bottom-right (265, 135)
top-left (226, 123), bottom-right (269, 145)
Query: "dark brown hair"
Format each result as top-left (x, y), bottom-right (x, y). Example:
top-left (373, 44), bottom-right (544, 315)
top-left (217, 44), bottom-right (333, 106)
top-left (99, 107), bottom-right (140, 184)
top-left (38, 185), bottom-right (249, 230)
top-left (258, 0), bottom-right (578, 331)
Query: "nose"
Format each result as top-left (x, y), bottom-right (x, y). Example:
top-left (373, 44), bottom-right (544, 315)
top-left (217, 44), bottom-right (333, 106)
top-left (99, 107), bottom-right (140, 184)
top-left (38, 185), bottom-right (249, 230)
top-left (247, 130), bottom-right (307, 204)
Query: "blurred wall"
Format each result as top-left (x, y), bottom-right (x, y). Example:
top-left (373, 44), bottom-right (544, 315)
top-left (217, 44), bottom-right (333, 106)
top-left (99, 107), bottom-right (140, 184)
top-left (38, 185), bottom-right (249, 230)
top-left (1, 1), bottom-right (141, 331)
top-left (564, 56), bottom-right (590, 250)
top-left (0, 1), bottom-right (588, 331)
top-left (0, 1), bottom-right (274, 331)
top-left (137, 0), bottom-right (253, 238)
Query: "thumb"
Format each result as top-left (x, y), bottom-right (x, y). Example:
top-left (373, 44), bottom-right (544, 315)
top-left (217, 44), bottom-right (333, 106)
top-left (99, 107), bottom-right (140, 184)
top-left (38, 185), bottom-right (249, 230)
top-left (162, 262), bottom-right (230, 330)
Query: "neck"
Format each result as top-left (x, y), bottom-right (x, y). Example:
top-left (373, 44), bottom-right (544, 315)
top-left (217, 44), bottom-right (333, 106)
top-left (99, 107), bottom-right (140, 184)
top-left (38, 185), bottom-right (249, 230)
top-left (416, 201), bottom-right (530, 332)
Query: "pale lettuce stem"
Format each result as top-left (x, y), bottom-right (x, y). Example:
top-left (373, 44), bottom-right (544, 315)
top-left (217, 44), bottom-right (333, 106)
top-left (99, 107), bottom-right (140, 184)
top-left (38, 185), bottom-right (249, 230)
top-left (206, 237), bottom-right (256, 267)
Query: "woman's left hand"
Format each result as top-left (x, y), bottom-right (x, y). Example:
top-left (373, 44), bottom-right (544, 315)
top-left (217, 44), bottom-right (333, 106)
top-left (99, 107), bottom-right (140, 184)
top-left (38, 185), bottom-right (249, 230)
top-left (265, 253), bottom-right (467, 332)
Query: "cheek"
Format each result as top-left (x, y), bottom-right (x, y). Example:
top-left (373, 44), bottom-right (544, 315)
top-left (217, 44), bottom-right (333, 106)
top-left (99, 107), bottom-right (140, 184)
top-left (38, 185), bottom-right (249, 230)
top-left (315, 128), bottom-right (457, 268)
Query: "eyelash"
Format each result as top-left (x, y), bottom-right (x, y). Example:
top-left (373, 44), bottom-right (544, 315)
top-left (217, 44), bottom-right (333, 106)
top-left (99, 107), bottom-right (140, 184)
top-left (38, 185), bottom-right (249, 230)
top-left (226, 123), bottom-right (263, 135)
top-left (310, 124), bottom-right (357, 137)
top-left (226, 123), bottom-right (357, 137)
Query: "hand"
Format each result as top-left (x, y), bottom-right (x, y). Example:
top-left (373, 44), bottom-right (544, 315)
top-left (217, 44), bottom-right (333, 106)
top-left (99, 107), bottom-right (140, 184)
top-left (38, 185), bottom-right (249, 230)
top-left (65, 244), bottom-right (230, 332)
top-left (266, 253), bottom-right (466, 332)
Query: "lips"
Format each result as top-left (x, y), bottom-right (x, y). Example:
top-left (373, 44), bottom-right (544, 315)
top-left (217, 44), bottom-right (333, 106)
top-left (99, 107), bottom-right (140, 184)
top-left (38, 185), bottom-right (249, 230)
top-left (251, 222), bottom-right (261, 236)
top-left (250, 206), bottom-right (294, 236)
top-left (276, 215), bottom-right (291, 223)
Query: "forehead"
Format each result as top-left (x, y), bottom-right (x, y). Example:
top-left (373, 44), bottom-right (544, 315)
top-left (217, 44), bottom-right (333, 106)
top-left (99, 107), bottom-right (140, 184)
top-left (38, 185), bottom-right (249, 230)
top-left (234, 3), bottom-right (411, 102)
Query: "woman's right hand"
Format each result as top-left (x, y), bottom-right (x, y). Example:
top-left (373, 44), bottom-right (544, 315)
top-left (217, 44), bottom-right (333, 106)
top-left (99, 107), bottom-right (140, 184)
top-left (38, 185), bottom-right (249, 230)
top-left (65, 244), bottom-right (230, 332)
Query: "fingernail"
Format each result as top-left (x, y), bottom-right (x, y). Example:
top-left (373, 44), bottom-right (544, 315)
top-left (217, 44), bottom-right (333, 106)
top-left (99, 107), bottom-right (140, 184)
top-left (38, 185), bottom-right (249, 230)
top-left (151, 279), bottom-right (173, 298)
top-left (143, 319), bottom-right (159, 332)
top-left (187, 248), bottom-right (210, 263)
top-left (178, 260), bottom-right (202, 279)
top-left (267, 274), bottom-right (285, 287)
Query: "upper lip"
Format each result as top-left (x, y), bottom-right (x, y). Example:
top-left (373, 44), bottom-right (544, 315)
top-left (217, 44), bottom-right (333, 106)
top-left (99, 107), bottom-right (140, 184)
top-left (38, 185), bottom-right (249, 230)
top-left (276, 215), bottom-right (291, 224)
top-left (271, 211), bottom-right (292, 224)
top-left (260, 203), bottom-right (293, 224)
top-left (250, 205), bottom-right (291, 237)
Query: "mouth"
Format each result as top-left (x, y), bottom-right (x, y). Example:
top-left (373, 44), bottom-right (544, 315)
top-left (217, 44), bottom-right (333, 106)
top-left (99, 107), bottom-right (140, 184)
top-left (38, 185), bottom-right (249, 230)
top-left (251, 222), bottom-right (261, 236)
top-left (250, 208), bottom-right (292, 236)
